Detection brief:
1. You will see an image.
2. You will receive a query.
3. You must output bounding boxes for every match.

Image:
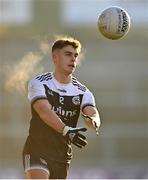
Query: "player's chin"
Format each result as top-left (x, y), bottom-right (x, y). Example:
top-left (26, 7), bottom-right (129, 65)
top-left (66, 67), bottom-right (76, 74)
top-left (65, 70), bottom-right (74, 75)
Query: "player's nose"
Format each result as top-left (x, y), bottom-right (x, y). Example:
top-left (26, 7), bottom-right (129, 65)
top-left (71, 55), bottom-right (76, 62)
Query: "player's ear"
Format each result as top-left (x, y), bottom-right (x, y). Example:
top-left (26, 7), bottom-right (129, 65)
top-left (52, 51), bottom-right (55, 59)
top-left (52, 51), bottom-right (58, 63)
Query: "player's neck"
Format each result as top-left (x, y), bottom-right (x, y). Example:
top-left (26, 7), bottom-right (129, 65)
top-left (53, 72), bottom-right (72, 84)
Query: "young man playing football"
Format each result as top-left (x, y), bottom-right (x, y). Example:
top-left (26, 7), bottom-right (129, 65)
top-left (22, 36), bottom-right (101, 179)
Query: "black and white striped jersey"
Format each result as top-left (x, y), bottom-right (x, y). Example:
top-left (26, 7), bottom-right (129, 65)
top-left (27, 72), bottom-right (96, 163)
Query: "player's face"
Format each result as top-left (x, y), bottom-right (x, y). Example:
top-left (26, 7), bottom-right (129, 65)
top-left (53, 45), bottom-right (79, 75)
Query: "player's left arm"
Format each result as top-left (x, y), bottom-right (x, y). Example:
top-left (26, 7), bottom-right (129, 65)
top-left (81, 88), bottom-right (101, 135)
top-left (82, 106), bottom-right (101, 135)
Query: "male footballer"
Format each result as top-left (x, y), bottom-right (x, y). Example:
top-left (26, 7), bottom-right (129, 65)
top-left (22, 36), bottom-right (101, 179)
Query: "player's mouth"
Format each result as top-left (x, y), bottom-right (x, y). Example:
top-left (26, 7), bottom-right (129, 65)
top-left (68, 64), bottom-right (75, 68)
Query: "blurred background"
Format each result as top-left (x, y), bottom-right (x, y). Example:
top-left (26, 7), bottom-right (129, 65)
top-left (0, 0), bottom-right (148, 178)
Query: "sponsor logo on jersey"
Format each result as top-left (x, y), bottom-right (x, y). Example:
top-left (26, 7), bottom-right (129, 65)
top-left (72, 96), bottom-right (80, 105)
top-left (51, 106), bottom-right (77, 118)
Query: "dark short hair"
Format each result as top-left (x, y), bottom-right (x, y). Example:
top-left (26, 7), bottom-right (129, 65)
top-left (52, 37), bottom-right (81, 53)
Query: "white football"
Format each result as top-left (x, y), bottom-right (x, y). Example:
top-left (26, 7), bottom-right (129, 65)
top-left (97, 7), bottom-right (131, 40)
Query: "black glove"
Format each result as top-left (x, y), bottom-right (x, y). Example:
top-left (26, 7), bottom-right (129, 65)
top-left (63, 126), bottom-right (87, 148)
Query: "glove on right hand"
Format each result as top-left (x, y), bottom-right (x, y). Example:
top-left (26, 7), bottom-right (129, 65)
top-left (63, 126), bottom-right (87, 148)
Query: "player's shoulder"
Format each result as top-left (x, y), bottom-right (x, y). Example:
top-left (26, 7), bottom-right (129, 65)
top-left (28, 72), bottom-right (53, 86)
top-left (35, 72), bottom-right (53, 82)
top-left (71, 76), bottom-right (87, 92)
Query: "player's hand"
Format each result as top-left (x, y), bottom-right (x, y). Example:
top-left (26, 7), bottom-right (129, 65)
top-left (91, 118), bottom-right (99, 135)
top-left (82, 114), bottom-right (100, 135)
top-left (62, 126), bottom-right (87, 148)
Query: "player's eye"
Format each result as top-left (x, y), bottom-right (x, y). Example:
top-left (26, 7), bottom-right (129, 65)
top-left (67, 53), bottom-right (71, 56)
top-left (65, 52), bottom-right (71, 56)
top-left (65, 52), bottom-right (78, 58)
top-left (74, 53), bottom-right (78, 58)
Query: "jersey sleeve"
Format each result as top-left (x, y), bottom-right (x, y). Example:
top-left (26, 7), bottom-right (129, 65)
top-left (81, 89), bottom-right (96, 111)
top-left (28, 79), bottom-right (47, 104)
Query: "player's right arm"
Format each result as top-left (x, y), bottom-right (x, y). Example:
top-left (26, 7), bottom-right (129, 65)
top-left (28, 78), bottom-right (87, 148)
top-left (33, 99), bottom-right (65, 133)
top-left (28, 78), bottom-right (65, 133)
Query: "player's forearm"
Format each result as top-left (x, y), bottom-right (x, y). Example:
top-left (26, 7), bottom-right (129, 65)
top-left (39, 108), bottom-right (65, 133)
top-left (33, 99), bottom-right (65, 133)
top-left (82, 106), bottom-right (101, 130)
